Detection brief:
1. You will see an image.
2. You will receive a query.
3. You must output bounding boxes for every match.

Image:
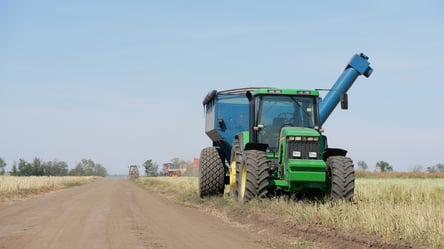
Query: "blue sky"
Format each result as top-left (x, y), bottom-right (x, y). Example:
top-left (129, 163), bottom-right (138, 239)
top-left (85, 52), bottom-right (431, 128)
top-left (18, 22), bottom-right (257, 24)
top-left (1, 1), bottom-right (443, 174)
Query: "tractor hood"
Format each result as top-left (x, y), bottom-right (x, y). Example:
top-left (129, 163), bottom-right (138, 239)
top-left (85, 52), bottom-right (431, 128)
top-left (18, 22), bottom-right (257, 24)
top-left (280, 127), bottom-right (321, 138)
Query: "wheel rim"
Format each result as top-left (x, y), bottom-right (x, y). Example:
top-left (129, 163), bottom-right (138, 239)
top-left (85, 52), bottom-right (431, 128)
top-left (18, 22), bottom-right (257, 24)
top-left (229, 158), bottom-right (237, 194)
top-left (240, 161), bottom-right (247, 199)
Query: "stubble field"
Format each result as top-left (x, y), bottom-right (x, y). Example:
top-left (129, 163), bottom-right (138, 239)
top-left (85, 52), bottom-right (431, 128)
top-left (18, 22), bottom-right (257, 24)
top-left (136, 174), bottom-right (444, 249)
top-left (0, 175), bottom-right (99, 203)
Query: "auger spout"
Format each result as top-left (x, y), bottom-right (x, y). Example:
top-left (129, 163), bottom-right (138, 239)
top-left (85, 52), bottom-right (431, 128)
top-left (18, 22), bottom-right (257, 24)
top-left (319, 53), bottom-right (373, 126)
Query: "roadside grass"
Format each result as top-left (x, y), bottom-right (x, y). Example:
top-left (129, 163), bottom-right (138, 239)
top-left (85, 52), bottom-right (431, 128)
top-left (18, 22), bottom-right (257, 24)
top-left (0, 176), bottom-right (99, 203)
top-left (135, 176), bottom-right (203, 204)
top-left (356, 170), bottom-right (444, 178)
top-left (135, 176), bottom-right (444, 249)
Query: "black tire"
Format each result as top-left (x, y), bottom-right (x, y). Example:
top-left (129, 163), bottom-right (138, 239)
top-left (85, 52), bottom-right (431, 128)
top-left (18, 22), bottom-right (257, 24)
top-left (198, 147), bottom-right (225, 198)
top-left (238, 150), bottom-right (270, 202)
top-left (229, 138), bottom-right (242, 199)
top-left (326, 156), bottom-right (355, 201)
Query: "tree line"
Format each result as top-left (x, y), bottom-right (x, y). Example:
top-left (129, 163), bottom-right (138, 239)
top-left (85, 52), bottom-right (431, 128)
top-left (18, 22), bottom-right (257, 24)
top-left (0, 157), bottom-right (107, 177)
top-left (356, 160), bottom-right (444, 173)
top-left (129, 158), bottom-right (444, 176)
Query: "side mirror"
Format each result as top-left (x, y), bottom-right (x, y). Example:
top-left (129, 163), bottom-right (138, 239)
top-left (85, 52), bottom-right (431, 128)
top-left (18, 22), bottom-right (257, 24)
top-left (217, 118), bottom-right (226, 131)
top-left (340, 93), bottom-right (348, 110)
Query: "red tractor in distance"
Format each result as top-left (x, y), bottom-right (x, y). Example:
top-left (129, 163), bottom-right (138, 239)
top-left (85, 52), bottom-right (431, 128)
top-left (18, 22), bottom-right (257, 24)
top-left (128, 165), bottom-right (140, 178)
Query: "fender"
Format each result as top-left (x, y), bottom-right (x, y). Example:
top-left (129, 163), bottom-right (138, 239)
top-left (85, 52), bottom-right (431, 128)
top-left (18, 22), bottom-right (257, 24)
top-left (244, 142), bottom-right (268, 152)
top-left (322, 148), bottom-right (348, 161)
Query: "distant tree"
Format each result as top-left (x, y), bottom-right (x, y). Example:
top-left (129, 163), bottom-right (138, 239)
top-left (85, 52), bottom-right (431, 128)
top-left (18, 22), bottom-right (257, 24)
top-left (411, 165), bottom-right (423, 172)
top-left (43, 160), bottom-right (69, 176)
top-left (82, 159), bottom-right (95, 176)
top-left (357, 160), bottom-right (368, 171)
top-left (0, 157), bottom-right (6, 175)
top-left (10, 162), bottom-right (17, 176)
top-left (69, 159), bottom-right (107, 177)
top-left (17, 159), bottom-right (33, 176)
top-left (69, 163), bottom-right (85, 176)
top-left (94, 164), bottom-right (107, 177)
top-left (2, 158), bottom-right (70, 176)
top-left (31, 158), bottom-right (44, 176)
top-left (375, 161), bottom-right (393, 172)
top-left (56, 161), bottom-right (69, 175)
top-left (143, 159), bottom-right (159, 177)
top-left (426, 163), bottom-right (444, 173)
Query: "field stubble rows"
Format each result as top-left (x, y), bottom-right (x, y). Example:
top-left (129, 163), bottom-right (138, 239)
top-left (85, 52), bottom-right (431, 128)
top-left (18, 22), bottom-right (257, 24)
top-left (0, 176), bottom-right (99, 203)
top-left (136, 176), bottom-right (444, 249)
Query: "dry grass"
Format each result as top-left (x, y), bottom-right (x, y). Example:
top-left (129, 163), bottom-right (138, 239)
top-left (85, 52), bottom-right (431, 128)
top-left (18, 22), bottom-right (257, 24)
top-left (262, 178), bottom-right (444, 248)
top-left (136, 176), bottom-right (444, 249)
top-left (356, 170), bottom-right (444, 178)
top-left (0, 175), bottom-right (99, 203)
top-left (135, 176), bottom-right (199, 202)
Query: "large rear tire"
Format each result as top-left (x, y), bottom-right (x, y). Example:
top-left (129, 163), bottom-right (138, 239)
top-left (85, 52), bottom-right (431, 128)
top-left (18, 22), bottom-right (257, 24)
top-left (238, 150), bottom-right (269, 202)
top-left (198, 147), bottom-right (225, 198)
top-left (326, 156), bottom-right (355, 201)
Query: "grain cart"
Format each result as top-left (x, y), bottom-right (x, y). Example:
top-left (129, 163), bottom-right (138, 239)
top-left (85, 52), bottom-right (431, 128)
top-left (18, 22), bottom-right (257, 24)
top-left (128, 165), bottom-right (140, 178)
top-left (198, 53), bottom-right (373, 201)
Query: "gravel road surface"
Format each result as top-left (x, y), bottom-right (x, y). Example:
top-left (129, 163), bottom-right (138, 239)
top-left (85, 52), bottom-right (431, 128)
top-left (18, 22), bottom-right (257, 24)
top-left (0, 179), bottom-right (262, 249)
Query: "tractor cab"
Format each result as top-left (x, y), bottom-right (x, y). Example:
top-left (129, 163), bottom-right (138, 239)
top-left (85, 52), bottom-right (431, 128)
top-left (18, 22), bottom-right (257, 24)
top-left (248, 89), bottom-right (320, 154)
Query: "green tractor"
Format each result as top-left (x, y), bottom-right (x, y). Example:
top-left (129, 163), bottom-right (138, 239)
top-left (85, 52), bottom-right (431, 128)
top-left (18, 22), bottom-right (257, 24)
top-left (198, 54), bottom-right (373, 202)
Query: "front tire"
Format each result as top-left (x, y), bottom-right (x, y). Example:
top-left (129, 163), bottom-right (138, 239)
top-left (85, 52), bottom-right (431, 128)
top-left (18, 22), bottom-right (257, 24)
top-left (238, 150), bottom-right (270, 202)
top-left (326, 156), bottom-right (355, 201)
top-left (198, 147), bottom-right (225, 198)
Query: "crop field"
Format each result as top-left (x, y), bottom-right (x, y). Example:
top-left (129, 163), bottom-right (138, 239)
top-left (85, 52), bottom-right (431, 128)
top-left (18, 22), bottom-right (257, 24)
top-left (0, 176), bottom-right (99, 203)
top-left (136, 176), bottom-right (444, 249)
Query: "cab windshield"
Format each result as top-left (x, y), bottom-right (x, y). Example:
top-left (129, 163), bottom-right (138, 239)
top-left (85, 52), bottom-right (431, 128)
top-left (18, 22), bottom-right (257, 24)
top-left (256, 95), bottom-right (317, 152)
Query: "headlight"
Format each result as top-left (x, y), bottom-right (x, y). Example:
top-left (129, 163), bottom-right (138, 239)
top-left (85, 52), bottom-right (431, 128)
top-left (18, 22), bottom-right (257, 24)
top-left (308, 152), bottom-right (317, 158)
top-left (287, 136), bottom-right (319, 142)
top-left (293, 151), bottom-right (301, 158)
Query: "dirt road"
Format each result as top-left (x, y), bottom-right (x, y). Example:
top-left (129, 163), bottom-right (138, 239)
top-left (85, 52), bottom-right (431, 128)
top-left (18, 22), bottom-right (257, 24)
top-left (0, 179), bottom-right (424, 249)
top-left (0, 179), bottom-right (262, 249)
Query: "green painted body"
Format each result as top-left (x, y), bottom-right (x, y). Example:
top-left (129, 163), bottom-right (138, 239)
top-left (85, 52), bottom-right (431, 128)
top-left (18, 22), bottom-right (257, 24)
top-left (279, 127), bottom-right (326, 184)
top-left (271, 126), bottom-right (328, 193)
top-left (238, 88), bottom-right (330, 194)
top-left (253, 88), bottom-right (320, 96)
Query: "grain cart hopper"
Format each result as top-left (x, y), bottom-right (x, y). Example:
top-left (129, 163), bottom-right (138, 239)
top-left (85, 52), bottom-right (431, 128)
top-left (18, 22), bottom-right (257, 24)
top-left (198, 53), bottom-right (373, 201)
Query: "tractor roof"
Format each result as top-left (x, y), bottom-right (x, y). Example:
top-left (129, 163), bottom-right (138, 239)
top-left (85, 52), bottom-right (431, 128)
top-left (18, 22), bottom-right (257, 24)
top-left (202, 87), bottom-right (319, 105)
